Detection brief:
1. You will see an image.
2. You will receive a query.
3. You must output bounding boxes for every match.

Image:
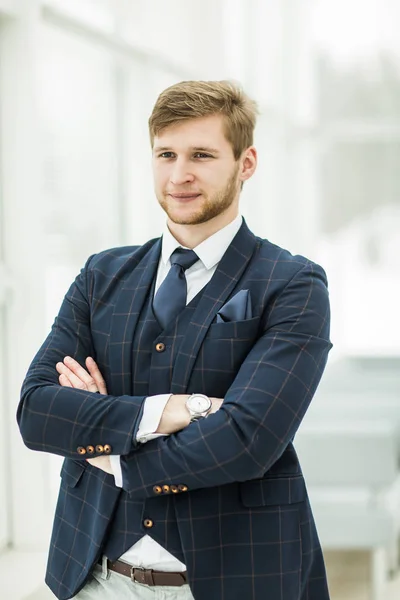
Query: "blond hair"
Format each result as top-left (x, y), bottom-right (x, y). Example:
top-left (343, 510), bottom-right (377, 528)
top-left (149, 80), bottom-right (258, 160)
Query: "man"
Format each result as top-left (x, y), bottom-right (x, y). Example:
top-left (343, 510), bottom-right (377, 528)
top-left (18, 80), bottom-right (332, 600)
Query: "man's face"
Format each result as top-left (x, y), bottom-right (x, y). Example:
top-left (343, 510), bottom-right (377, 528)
top-left (152, 115), bottom-right (242, 226)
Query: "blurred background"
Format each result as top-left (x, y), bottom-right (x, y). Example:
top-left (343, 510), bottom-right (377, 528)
top-left (0, 0), bottom-right (399, 599)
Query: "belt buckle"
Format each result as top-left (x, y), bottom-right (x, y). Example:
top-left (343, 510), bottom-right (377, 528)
top-left (130, 565), bottom-right (141, 583)
top-left (131, 566), bottom-right (154, 586)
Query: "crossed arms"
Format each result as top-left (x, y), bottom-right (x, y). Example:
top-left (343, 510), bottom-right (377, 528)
top-left (17, 258), bottom-right (332, 498)
top-left (55, 355), bottom-right (223, 475)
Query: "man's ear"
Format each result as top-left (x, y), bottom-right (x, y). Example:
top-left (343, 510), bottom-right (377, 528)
top-left (239, 147), bottom-right (257, 184)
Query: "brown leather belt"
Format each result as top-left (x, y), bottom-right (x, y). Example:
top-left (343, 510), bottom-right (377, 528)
top-left (102, 558), bottom-right (188, 587)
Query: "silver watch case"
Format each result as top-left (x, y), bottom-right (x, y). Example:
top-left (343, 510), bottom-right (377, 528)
top-left (185, 393), bottom-right (212, 421)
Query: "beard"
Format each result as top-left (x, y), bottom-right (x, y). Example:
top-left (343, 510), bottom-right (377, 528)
top-left (158, 164), bottom-right (240, 226)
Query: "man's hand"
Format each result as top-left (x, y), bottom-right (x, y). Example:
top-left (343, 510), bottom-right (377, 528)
top-left (86, 455), bottom-right (113, 474)
top-left (56, 356), bottom-right (107, 394)
top-left (57, 356), bottom-right (111, 473)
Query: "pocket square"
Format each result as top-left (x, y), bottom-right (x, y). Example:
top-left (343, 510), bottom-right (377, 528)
top-left (216, 290), bottom-right (252, 323)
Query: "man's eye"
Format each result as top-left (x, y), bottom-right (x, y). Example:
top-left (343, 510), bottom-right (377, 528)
top-left (159, 152), bottom-right (174, 158)
top-left (193, 153), bottom-right (211, 159)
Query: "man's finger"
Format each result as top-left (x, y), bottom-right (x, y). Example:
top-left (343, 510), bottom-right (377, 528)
top-left (85, 357), bottom-right (108, 394)
top-left (59, 374), bottom-right (73, 388)
top-left (57, 362), bottom-right (89, 389)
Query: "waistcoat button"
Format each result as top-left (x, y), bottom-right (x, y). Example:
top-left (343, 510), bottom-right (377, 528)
top-left (155, 342), bottom-right (165, 352)
top-left (143, 519), bottom-right (154, 528)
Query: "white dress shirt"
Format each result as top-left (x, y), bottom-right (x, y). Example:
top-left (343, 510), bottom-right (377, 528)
top-left (109, 214), bottom-right (243, 571)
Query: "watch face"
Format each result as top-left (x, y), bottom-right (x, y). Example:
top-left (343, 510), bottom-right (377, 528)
top-left (188, 395), bottom-right (210, 414)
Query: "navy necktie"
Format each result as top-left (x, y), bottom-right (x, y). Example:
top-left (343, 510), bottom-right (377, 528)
top-left (153, 248), bottom-right (199, 329)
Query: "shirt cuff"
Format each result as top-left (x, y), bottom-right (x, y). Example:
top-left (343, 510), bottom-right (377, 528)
top-left (136, 394), bottom-right (172, 443)
top-left (109, 454), bottom-right (123, 488)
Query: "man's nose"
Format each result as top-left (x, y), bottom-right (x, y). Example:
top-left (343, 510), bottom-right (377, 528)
top-left (170, 159), bottom-right (195, 186)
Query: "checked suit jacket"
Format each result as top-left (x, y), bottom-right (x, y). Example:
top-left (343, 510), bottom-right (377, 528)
top-left (17, 220), bottom-right (333, 600)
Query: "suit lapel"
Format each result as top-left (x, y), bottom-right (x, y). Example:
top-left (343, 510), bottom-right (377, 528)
top-left (109, 239), bottom-right (161, 395)
top-left (171, 220), bottom-right (258, 393)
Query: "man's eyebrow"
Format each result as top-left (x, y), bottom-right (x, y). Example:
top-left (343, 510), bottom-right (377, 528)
top-left (191, 146), bottom-right (220, 154)
top-left (153, 146), bottom-right (220, 154)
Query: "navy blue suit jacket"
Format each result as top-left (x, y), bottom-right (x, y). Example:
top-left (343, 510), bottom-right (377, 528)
top-left (18, 221), bottom-right (332, 600)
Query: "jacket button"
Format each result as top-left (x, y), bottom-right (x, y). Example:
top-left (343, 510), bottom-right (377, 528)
top-left (153, 486), bottom-right (162, 494)
top-left (77, 447), bottom-right (86, 455)
top-left (170, 485), bottom-right (179, 493)
top-left (178, 484), bottom-right (188, 492)
top-left (162, 485), bottom-right (170, 494)
top-left (155, 342), bottom-right (165, 352)
top-left (86, 445), bottom-right (95, 454)
top-left (95, 445), bottom-right (104, 453)
top-left (103, 444), bottom-right (112, 454)
top-left (143, 519), bottom-right (153, 528)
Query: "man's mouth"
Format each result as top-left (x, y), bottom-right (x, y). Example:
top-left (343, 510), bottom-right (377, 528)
top-left (168, 193), bottom-right (201, 201)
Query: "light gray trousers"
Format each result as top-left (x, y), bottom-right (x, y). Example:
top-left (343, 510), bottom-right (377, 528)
top-left (73, 562), bottom-right (195, 600)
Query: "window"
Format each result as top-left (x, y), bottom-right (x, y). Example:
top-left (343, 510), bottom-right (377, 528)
top-left (0, 209), bottom-right (9, 551)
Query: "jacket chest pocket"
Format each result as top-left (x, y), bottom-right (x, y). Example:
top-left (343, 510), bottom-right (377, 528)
top-left (206, 316), bottom-right (260, 341)
top-left (191, 317), bottom-right (260, 394)
top-left (203, 316), bottom-right (260, 366)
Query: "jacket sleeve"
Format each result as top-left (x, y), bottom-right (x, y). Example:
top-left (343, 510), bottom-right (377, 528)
top-left (119, 261), bottom-right (333, 497)
top-left (17, 255), bottom-right (146, 460)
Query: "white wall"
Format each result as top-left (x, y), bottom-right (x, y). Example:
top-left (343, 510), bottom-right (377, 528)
top-left (0, 0), bottom-right (53, 551)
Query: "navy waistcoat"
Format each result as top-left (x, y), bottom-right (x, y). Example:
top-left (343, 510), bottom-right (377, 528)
top-left (103, 277), bottom-right (205, 561)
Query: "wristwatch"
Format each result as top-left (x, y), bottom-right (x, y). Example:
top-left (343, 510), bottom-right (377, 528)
top-left (185, 393), bottom-right (212, 422)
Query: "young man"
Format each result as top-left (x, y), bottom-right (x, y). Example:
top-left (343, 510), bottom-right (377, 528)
top-left (18, 80), bottom-right (333, 600)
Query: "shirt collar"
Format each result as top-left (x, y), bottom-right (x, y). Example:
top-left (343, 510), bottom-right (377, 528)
top-left (161, 214), bottom-right (243, 270)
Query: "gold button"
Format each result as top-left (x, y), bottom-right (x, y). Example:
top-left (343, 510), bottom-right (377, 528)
top-left (162, 485), bottom-right (170, 494)
top-left (170, 485), bottom-right (179, 493)
top-left (178, 484), bottom-right (188, 492)
top-left (86, 445), bottom-right (95, 454)
top-left (77, 447), bottom-right (86, 455)
top-left (95, 445), bottom-right (104, 453)
top-left (155, 343), bottom-right (165, 352)
top-left (153, 486), bottom-right (162, 494)
top-left (103, 444), bottom-right (112, 454)
top-left (143, 519), bottom-right (153, 528)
